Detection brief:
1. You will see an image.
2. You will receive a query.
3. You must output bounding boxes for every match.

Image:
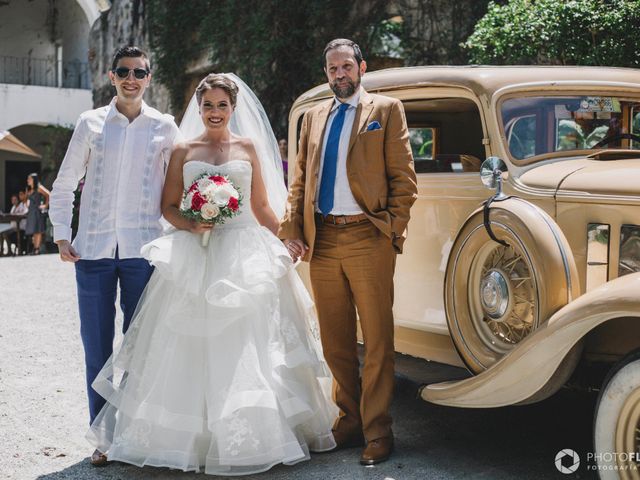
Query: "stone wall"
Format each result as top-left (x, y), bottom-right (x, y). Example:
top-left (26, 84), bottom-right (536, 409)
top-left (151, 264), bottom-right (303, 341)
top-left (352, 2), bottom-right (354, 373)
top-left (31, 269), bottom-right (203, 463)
top-left (87, 0), bottom-right (490, 116)
top-left (393, 0), bottom-right (490, 65)
top-left (88, 0), bottom-right (171, 113)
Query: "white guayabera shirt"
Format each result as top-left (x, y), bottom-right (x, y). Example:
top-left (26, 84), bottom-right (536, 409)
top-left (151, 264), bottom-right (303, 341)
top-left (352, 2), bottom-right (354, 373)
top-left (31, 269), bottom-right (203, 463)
top-left (50, 98), bottom-right (182, 260)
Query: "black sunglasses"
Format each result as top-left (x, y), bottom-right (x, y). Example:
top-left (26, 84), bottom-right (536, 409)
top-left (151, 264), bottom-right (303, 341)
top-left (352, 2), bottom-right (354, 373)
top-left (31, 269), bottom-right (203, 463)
top-left (112, 67), bottom-right (150, 79)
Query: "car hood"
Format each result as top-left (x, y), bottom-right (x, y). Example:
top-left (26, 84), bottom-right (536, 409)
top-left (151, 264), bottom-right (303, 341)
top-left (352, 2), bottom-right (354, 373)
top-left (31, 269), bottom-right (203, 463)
top-left (518, 158), bottom-right (640, 197)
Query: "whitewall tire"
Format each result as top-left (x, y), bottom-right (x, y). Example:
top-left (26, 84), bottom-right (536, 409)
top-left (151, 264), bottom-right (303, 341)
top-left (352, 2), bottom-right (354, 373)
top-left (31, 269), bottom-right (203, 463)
top-left (594, 351), bottom-right (640, 480)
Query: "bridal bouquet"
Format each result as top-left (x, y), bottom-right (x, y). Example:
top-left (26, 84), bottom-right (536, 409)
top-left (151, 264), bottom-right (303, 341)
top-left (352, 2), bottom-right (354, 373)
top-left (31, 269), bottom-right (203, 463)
top-left (180, 173), bottom-right (242, 247)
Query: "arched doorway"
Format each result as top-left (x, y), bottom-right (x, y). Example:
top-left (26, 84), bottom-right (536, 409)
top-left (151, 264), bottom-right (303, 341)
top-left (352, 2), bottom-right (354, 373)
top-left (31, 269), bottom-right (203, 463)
top-left (0, 123), bottom-right (73, 210)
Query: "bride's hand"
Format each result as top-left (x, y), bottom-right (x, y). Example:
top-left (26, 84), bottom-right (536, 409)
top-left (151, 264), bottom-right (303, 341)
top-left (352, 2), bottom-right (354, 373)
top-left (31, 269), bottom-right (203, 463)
top-left (283, 239), bottom-right (307, 262)
top-left (189, 221), bottom-right (214, 234)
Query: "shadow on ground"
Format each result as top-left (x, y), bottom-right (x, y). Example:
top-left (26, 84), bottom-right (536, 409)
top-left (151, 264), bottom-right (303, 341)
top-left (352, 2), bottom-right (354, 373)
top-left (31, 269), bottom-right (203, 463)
top-left (36, 357), bottom-right (598, 480)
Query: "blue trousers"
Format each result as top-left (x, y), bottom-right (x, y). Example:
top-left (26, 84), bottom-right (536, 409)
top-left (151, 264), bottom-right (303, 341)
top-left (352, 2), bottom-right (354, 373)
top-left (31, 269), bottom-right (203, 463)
top-left (75, 254), bottom-right (153, 424)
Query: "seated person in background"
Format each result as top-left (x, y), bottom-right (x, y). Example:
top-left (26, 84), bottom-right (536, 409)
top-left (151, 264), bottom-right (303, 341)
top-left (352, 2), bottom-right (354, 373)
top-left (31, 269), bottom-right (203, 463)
top-left (10, 191), bottom-right (28, 254)
top-left (0, 195), bottom-right (17, 255)
top-left (1, 194), bottom-right (25, 255)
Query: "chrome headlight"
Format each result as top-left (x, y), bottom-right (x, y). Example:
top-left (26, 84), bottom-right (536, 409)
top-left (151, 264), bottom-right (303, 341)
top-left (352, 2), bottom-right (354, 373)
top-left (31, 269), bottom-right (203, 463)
top-left (619, 225), bottom-right (640, 277)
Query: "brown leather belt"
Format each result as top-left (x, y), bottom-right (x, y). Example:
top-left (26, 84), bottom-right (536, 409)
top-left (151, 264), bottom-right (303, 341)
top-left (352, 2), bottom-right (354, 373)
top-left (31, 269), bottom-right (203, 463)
top-left (315, 212), bottom-right (369, 226)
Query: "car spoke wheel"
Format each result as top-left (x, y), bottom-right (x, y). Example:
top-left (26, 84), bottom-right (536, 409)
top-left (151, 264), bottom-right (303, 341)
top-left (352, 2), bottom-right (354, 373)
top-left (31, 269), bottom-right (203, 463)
top-left (470, 242), bottom-right (537, 352)
top-left (445, 198), bottom-right (578, 373)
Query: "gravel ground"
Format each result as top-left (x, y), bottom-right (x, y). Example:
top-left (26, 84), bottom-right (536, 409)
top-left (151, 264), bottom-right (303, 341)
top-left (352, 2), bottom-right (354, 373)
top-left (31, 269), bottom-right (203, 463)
top-left (0, 254), bottom-right (597, 480)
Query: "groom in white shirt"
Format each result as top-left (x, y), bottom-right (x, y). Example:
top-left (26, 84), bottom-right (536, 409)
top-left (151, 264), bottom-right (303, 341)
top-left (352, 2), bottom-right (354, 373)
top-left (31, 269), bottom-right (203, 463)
top-left (49, 45), bottom-right (181, 466)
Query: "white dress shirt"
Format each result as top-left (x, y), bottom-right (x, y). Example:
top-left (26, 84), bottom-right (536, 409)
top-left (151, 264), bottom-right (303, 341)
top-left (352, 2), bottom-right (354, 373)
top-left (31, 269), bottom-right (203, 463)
top-left (50, 98), bottom-right (182, 260)
top-left (315, 89), bottom-right (363, 215)
top-left (10, 202), bottom-right (28, 230)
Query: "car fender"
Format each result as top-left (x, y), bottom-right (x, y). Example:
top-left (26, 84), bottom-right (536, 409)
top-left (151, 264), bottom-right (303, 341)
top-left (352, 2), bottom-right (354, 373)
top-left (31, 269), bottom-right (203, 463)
top-left (422, 272), bottom-right (640, 408)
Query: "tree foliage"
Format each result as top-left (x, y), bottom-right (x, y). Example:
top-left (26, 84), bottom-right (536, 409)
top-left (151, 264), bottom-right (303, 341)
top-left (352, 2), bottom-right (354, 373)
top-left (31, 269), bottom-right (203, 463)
top-left (39, 125), bottom-right (74, 187)
top-left (146, 0), bottom-right (388, 137)
top-left (397, 0), bottom-right (491, 65)
top-left (464, 0), bottom-right (640, 67)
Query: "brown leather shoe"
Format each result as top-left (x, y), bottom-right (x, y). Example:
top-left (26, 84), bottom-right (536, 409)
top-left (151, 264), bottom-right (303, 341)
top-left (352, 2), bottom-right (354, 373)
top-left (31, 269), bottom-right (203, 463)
top-left (359, 436), bottom-right (394, 465)
top-left (331, 429), bottom-right (365, 450)
top-left (90, 449), bottom-right (108, 467)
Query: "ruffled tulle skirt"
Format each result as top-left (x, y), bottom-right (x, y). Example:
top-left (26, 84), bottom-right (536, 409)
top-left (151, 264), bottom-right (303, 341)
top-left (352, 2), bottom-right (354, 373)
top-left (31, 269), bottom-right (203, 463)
top-left (86, 222), bottom-right (337, 475)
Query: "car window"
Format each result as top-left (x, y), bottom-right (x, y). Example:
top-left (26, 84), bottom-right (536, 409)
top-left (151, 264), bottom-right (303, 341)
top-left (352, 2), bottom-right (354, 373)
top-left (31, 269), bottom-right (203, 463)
top-left (632, 107), bottom-right (640, 149)
top-left (409, 127), bottom-right (435, 160)
top-left (404, 97), bottom-right (485, 174)
top-left (502, 95), bottom-right (640, 160)
top-left (506, 115), bottom-right (536, 159)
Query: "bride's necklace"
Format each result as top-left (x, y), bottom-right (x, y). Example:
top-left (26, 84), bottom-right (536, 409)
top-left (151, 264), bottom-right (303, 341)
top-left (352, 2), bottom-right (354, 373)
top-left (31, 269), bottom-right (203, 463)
top-left (210, 138), bottom-right (229, 153)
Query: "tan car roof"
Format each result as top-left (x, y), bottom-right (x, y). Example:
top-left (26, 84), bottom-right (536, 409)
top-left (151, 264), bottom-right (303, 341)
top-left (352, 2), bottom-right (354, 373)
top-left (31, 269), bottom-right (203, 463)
top-left (295, 66), bottom-right (640, 104)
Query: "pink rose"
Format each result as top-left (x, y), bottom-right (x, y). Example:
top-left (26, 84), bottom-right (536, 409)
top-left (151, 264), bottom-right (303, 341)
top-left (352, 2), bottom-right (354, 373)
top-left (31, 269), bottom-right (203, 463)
top-left (210, 175), bottom-right (226, 185)
top-left (191, 192), bottom-right (206, 211)
top-left (188, 182), bottom-right (199, 193)
top-left (228, 197), bottom-right (239, 212)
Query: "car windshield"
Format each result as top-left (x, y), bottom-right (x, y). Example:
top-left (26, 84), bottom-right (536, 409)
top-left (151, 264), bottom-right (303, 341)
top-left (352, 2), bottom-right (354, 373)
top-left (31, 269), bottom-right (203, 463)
top-left (501, 95), bottom-right (640, 160)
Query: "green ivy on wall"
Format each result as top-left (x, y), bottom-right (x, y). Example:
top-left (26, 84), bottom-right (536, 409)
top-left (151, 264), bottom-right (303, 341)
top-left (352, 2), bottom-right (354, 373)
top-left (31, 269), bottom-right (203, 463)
top-left (146, 0), bottom-right (208, 113)
top-left (40, 125), bottom-right (74, 179)
top-left (145, 0), bottom-right (389, 137)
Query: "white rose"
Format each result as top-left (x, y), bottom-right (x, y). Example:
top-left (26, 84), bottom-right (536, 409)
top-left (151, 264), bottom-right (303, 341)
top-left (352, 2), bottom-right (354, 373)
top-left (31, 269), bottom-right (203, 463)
top-left (182, 192), bottom-right (194, 210)
top-left (196, 178), bottom-right (213, 191)
top-left (200, 202), bottom-right (220, 220)
top-left (211, 183), bottom-right (238, 206)
top-left (213, 187), bottom-right (232, 206)
top-left (221, 183), bottom-right (238, 198)
top-left (202, 183), bottom-right (219, 201)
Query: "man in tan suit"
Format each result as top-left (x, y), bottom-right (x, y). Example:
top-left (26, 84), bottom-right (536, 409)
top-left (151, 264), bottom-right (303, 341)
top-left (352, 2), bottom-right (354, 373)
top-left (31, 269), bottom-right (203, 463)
top-left (279, 38), bottom-right (417, 465)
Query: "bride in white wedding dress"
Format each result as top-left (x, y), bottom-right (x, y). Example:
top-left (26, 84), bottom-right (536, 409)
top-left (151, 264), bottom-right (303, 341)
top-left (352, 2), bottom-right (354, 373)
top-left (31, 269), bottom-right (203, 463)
top-left (86, 73), bottom-right (337, 475)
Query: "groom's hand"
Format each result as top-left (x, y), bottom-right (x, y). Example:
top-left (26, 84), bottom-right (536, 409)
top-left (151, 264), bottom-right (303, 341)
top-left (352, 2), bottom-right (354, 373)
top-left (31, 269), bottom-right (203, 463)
top-left (56, 240), bottom-right (81, 262)
top-left (283, 239), bottom-right (308, 261)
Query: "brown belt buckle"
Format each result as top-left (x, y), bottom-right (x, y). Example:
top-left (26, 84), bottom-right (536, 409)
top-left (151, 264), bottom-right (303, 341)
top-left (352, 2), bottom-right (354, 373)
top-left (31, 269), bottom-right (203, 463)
top-left (317, 213), bottom-right (365, 226)
top-left (316, 213), bottom-right (332, 225)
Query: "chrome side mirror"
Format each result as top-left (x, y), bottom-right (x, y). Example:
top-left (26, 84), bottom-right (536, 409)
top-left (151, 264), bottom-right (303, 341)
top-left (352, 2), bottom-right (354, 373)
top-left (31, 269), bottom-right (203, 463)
top-left (481, 157), bottom-right (510, 247)
top-left (480, 157), bottom-right (508, 199)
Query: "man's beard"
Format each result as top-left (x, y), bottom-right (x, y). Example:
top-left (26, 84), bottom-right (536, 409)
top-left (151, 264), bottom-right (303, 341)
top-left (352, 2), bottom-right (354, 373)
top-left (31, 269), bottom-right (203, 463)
top-left (330, 75), bottom-right (360, 99)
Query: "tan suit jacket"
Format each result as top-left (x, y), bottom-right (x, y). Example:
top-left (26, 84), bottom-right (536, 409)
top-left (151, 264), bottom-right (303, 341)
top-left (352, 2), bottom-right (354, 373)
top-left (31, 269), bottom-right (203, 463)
top-left (278, 89), bottom-right (417, 260)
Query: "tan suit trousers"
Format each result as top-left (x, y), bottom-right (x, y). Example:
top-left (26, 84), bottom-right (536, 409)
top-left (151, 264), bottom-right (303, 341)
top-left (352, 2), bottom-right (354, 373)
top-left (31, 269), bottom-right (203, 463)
top-left (310, 217), bottom-right (396, 441)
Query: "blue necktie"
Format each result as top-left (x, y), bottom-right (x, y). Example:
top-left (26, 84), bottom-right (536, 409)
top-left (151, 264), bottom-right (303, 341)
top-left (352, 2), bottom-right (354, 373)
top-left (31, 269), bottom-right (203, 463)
top-left (319, 102), bottom-right (349, 215)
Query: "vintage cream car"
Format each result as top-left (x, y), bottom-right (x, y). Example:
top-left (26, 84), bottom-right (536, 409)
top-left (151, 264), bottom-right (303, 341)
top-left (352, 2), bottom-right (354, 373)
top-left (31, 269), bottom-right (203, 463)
top-left (288, 66), bottom-right (640, 478)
